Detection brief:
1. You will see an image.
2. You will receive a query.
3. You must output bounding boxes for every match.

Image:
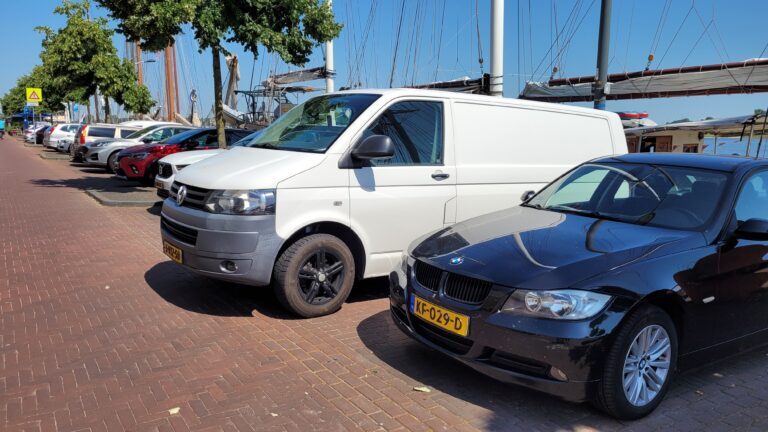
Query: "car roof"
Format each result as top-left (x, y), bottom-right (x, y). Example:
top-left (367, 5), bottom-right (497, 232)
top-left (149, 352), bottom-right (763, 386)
top-left (593, 152), bottom-right (768, 172)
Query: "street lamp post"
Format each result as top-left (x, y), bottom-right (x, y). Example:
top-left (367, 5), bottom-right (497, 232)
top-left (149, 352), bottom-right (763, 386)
top-left (135, 58), bottom-right (156, 86)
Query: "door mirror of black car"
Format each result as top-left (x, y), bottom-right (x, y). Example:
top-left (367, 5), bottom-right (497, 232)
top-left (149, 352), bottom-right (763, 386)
top-left (351, 135), bottom-right (395, 160)
top-left (735, 218), bottom-right (768, 241)
top-left (521, 190), bottom-right (536, 202)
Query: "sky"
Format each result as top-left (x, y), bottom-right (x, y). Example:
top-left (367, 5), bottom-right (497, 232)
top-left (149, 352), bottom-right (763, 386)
top-left (1, 0), bottom-right (767, 124)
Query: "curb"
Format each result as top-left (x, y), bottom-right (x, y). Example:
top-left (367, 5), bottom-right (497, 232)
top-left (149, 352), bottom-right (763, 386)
top-left (39, 153), bottom-right (71, 160)
top-left (86, 190), bottom-right (162, 207)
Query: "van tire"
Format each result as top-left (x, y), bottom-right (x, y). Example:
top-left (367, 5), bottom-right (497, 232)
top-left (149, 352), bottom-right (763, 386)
top-left (593, 304), bottom-right (677, 420)
top-left (273, 234), bottom-right (355, 318)
top-left (106, 151), bottom-right (119, 173)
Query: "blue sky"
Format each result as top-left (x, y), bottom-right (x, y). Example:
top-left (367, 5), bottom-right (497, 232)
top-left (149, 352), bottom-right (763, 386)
top-left (1, 0), bottom-right (767, 123)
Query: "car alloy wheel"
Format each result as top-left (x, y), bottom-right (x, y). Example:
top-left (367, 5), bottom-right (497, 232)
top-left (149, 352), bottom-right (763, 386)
top-left (297, 249), bottom-right (345, 305)
top-left (622, 324), bottom-right (672, 407)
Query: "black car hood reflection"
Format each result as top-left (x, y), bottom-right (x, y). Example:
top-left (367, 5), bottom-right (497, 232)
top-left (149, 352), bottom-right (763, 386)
top-left (412, 206), bottom-right (704, 290)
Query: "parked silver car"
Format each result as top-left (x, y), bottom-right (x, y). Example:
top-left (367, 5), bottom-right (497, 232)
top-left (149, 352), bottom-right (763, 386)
top-left (81, 124), bottom-right (191, 172)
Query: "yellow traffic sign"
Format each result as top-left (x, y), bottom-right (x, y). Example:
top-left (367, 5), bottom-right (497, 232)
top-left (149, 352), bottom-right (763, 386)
top-left (26, 88), bottom-right (43, 103)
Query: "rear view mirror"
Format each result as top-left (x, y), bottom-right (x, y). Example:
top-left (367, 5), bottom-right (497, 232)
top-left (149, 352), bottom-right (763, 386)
top-left (521, 190), bottom-right (536, 202)
top-left (351, 135), bottom-right (394, 160)
top-left (735, 218), bottom-right (768, 241)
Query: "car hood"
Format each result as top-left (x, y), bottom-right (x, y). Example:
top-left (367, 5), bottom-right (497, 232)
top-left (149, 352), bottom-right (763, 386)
top-left (411, 206), bottom-right (704, 290)
top-left (120, 143), bottom-right (166, 155)
top-left (175, 146), bottom-right (325, 190)
top-left (160, 149), bottom-right (226, 167)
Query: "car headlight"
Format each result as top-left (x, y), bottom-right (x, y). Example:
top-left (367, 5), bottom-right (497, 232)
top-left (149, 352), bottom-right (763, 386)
top-left (132, 152), bottom-right (150, 160)
top-left (91, 141), bottom-right (111, 148)
top-left (204, 189), bottom-right (276, 215)
top-left (502, 289), bottom-right (611, 320)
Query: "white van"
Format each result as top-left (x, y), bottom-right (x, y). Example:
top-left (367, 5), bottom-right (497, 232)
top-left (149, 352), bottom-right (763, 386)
top-left (160, 89), bottom-right (627, 317)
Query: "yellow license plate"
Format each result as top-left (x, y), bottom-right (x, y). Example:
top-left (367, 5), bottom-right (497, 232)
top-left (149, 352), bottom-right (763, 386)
top-left (410, 296), bottom-right (469, 337)
top-left (163, 241), bottom-right (183, 264)
top-left (154, 180), bottom-right (164, 189)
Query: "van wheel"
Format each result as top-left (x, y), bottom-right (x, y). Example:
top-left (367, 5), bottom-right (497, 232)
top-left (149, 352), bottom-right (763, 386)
top-left (273, 234), bottom-right (355, 318)
top-left (107, 151), bottom-right (119, 173)
top-left (593, 304), bottom-right (677, 420)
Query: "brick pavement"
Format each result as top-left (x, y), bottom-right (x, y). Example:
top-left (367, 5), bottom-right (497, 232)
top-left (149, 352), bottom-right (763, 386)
top-left (3, 138), bottom-right (768, 432)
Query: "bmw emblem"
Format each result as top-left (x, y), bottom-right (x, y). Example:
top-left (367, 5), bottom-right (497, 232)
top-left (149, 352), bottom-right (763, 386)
top-left (449, 256), bottom-right (464, 265)
top-left (176, 185), bottom-right (187, 205)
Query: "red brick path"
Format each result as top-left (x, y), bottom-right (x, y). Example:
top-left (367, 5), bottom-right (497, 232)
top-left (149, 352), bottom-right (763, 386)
top-left (2, 139), bottom-right (768, 431)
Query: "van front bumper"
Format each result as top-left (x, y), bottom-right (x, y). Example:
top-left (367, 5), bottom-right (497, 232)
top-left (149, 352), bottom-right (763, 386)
top-left (160, 199), bottom-right (284, 286)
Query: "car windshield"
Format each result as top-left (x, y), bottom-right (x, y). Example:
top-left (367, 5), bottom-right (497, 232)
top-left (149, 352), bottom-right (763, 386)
top-left (241, 94), bottom-right (380, 153)
top-left (524, 162), bottom-right (729, 230)
top-left (231, 130), bottom-right (264, 147)
top-left (159, 128), bottom-right (209, 145)
top-left (126, 125), bottom-right (162, 139)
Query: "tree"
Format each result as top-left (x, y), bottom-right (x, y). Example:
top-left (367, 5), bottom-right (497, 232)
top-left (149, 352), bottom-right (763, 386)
top-left (756, 108), bottom-right (767, 116)
top-left (669, 118), bottom-right (691, 124)
top-left (0, 65), bottom-right (64, 114)
top-left (96, 0), bottom-right (342, 147)
top-left (36, 0), bottom-right (154, 120)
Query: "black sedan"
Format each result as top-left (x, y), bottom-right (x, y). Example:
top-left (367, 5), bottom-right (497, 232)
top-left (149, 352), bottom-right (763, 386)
top-left (390, 153), bottom-right (768, 419)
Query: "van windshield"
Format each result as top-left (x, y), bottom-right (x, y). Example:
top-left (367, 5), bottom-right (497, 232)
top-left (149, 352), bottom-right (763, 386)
top-left (242, 94), bottom-right (380, 153)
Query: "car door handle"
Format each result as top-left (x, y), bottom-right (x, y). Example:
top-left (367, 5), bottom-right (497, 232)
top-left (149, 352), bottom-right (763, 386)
top-left (431, 171), bottom-right (450, 180)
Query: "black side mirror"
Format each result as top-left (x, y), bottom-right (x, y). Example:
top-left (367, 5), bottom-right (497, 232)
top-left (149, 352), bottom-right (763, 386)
top-left (521, 190), bottom-right (536, 202)
top-left (141, 137), bottom-right (153, 143)
top-left (351, 135), bottom-right (394, 160)
top-left (735, 218), bottom-right (768, 241)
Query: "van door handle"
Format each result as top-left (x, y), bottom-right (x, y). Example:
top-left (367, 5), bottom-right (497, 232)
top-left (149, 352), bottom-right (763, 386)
top-left (431, 171), bottom-right (450, 180)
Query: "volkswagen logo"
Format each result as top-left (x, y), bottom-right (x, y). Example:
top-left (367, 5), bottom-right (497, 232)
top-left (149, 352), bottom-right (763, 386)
top-left (176, 185), bottom-right (187, 205)
top-left (449, 256), bottom-right (464, 265)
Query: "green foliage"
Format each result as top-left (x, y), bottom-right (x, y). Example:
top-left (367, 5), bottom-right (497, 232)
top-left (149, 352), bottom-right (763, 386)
top-left (36, 0), bottom-right (154, 115)
top-left (756, 108), bottom-right (767, 116)
top-left (0, 65), bottom-right (64, 114)
top-left (669, 118), bottom-right (692, 124)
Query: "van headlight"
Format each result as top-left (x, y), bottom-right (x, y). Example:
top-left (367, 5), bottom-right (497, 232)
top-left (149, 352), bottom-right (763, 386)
top-left (204, 189), bottom-right (276, 215)
top-left (502, 289), bottom-right (611, 320)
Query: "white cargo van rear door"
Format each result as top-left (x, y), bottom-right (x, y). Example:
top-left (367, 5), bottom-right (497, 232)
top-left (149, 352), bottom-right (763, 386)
top-left (349, 99), bottom-right (457, 278)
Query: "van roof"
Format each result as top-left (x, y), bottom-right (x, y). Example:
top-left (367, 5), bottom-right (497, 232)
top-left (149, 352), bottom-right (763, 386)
top-left (332, 88), bottom-right (619, 119)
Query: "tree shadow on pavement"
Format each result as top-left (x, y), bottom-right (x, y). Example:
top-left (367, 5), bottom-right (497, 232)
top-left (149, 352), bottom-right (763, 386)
top-left (144, 262), bottom-right (389, 319)
top-left (356, 310), bottom-right (768, 431)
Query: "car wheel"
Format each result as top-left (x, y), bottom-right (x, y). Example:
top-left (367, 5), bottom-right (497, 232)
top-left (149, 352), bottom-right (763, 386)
top-left (594, 304), bottom-right (677, 420)
top-left (273, 234), bottom-right (355, 318)
top-left (107, 151), bottom-right (119, 173)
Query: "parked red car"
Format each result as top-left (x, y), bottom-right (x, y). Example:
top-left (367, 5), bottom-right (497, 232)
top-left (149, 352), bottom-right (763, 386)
top-left (116, 127), bottom-right (251, 184)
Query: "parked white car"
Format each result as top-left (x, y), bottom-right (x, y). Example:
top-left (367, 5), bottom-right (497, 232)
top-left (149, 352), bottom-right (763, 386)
top-left (81, 124), bottom-right (190, 172)
top-left (155, 130), bottom-right (264, 198)
top-left (44, 123), bottom-right (80, 149)
top-left (161, 89), bottom-right (627, 317)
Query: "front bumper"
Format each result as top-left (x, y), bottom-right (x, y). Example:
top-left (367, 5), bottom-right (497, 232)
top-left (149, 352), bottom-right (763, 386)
top-left (388, 268), bottom-right (624, 403)
top-left (160, 199), bottom-right (284, 286)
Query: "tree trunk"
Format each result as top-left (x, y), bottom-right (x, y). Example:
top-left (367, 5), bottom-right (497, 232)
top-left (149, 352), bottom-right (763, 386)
top-left (103, 96), bottom-right (111, 123)
top-left (212, 47), bottom-right (227, 149)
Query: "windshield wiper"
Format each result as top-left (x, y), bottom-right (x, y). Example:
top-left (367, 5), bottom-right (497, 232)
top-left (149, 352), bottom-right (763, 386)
top-left (251, 142), bottom-right (279, 149)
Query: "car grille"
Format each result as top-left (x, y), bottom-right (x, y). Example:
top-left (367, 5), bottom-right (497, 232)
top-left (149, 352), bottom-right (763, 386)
top-left (160, 215), bottom-right (198, 245)
top-left (414, 261), bottom-right (442, 292)
top-left (413, 260), bottom-right (493, 305)
top-left (412, 319), bottom-right (472, 355)
top-left (158, 162), bottom-right (172, 179)
top-left (170, 182), bottom-right (210, 211)
top-left (444, 273), bottom-right (493, 305)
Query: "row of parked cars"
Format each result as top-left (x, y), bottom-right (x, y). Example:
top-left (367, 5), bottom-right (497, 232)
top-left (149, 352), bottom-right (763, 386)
top-left (41, 89), bottom-right (768, 420)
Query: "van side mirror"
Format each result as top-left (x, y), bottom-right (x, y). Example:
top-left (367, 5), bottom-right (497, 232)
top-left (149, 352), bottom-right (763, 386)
top-left (735, 218), bottom-right (768, 241)
top-left (521, 190), bottom-right (536, 202)
top-left (351, 135), bottom-right (394, 160)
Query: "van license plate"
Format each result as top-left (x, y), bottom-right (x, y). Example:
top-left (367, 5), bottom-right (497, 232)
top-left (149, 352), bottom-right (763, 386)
top-left (410, 296), bottom-right (469, 337)
top-left (163, 241), bottom-right (183, 264)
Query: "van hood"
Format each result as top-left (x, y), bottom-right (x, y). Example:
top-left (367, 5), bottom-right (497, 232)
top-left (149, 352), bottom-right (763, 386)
top-left (411, 206), bottom-right (704, 290)
top-left (160, 149), bottom-right (226, 167)
top-left (174, 146), bottom-right (326, 190)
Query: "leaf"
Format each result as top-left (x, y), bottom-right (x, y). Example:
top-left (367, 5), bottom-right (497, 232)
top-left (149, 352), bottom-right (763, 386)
top-left (412, 386), bottom-right (431, 393)
top-left (168, 407), bottom-right (180, 415)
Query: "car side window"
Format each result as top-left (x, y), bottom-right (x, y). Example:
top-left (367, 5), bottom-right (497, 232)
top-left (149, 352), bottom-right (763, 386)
top-left (362, 100), bottom-right (444, 166)
top-left (546, 168), bottom-right (610, 206)
top-left (735, 171), bottom-right (768, 223)
top-left (90, 127), bottom-right (116, 138)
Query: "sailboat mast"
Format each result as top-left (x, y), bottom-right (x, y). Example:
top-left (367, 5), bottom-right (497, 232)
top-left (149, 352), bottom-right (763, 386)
top-left (325, 0), bottom-right (335, 93)
top-left (164, 43), bottom-right (177, 121)
top-left (490, 0), bottom-right (504, 96)
top-left (593, 0), bottom-right (612, 110)
top-left (135, 42), bottom-right (144, 85)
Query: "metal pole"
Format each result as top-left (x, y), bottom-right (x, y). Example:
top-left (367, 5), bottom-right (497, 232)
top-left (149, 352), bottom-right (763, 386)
top-left (593, 0), bottom-right (612, 110)
top-left (490, 0), bottom-right (504, 97)
top-left (325, 0), bottom-right (335, 93)
top-left (746, 123), bottom-right (755, 156)
top-left (713, 135), bottom-right (718, 155)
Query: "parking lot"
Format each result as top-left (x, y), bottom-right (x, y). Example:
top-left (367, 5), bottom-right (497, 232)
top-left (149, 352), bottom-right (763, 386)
top-left (4, 137), bottom-right (768, 432)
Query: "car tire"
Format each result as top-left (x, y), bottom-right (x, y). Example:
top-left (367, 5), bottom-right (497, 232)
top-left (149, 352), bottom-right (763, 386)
top-left (106, 151), bottom-right (119, 173)
top-left (594, 304), bottom-right (677, 420)
top-left (273, 234), bottom-right (355, 318)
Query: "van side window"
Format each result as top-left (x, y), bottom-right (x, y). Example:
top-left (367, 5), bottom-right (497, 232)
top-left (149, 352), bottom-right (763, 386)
top-left (363, 101), bottom-right (444, 166)
top-left (89, 127), bottom-right (116, 138)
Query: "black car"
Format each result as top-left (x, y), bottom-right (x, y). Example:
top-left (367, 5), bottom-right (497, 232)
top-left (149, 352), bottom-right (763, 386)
top-left (35, 125), bottom-right (51, 144)
top-left (390, 153), bottom-right (768, 419)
